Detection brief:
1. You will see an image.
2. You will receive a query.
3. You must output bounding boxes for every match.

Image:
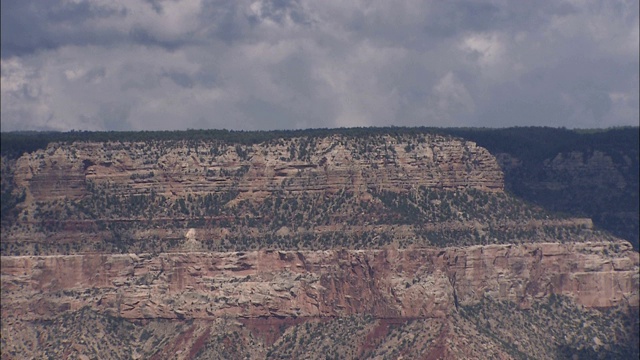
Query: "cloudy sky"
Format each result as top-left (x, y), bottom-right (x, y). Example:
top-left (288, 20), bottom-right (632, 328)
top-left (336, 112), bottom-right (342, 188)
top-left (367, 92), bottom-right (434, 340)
top-left (1, 0), bottom-right (638, 131)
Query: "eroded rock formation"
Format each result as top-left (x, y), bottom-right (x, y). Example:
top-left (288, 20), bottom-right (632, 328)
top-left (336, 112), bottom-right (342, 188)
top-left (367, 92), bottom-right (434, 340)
top-left (3, 241), bottom-right (637, 323)
top-left (1, 130), bottom-right (638, 359)
top-left (12, 134), bottom-right (502, 204)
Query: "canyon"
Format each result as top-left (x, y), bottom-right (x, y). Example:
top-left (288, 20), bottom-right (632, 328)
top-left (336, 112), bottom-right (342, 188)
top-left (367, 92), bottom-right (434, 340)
top-left (2, 242), bottom-right (638, 322)
top-left (1, 128), bottom-right (638, 359)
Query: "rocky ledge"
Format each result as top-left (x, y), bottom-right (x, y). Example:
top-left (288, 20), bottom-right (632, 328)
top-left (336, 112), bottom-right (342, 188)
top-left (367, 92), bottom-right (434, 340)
top-left (12, 134), bottom-right (503, 205)
top-left (2, 241), bottom-right (637, 322)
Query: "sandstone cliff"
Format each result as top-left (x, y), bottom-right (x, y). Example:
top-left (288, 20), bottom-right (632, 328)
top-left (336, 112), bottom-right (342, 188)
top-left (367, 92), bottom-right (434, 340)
top-left (447, 127), bottom-right (639, 249)
top-left (12, 134), bottom-right (502, 203)
top-left (2, 133), bottom-right (611, 256)
top-left (2, 241), bottom-right (637, 322)
top-left (2, 241), bottom-right (638, 359)
top-left (1, 129), bottom-right (638, 359)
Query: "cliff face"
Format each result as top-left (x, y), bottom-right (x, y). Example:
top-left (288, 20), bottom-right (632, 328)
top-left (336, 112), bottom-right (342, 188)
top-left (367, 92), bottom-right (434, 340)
top-left (1, 129), bottom-right (638, 359)
top-left (2, 134), bottom-right (610, 256)
top-left (2, 241), bottom-right (637, 322)
top-left (453, 127), bottom-right (640, 249)
top-left (13, 135), bottom-right (502, 204)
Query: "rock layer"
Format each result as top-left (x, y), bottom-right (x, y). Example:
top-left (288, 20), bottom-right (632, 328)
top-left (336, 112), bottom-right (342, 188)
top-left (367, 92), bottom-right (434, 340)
top-left (13, 135), bottom-right (503, 204)
top-left (2, 241), bottom-right (637, 322)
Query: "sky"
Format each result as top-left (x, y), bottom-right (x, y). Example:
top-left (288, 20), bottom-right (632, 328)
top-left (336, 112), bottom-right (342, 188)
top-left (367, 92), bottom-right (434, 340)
top-left (1, 0), bottom-right (638, 132)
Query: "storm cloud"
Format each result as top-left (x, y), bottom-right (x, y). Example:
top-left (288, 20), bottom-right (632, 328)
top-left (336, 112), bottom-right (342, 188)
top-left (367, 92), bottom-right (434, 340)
top-left (1, 0), bottom-right (638, 131)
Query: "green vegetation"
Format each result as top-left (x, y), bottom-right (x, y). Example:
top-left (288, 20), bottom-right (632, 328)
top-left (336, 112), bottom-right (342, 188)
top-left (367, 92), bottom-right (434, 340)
top-left (1, 126), bottom-right (636, 254)
top-left (0, 157), bottom-right (25, 224)
top-left (1, 179), bottom-right (606, 255)
top-left (446, 127), bottom-right (639, 248)
top-left (460, 295), bottom-right (639, 360)
top-left (6, 300), bottom-right (635, 359)
top-left (1, 126), bottom-right (637, 359)
top-left (1, 127), bottom-right (448, 159)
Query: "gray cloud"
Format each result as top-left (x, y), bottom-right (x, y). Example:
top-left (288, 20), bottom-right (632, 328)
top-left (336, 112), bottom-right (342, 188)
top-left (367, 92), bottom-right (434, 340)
top-left (1, 1), bottom-right (127, 57)
top-left (1, 0), bottom-right (638, 132)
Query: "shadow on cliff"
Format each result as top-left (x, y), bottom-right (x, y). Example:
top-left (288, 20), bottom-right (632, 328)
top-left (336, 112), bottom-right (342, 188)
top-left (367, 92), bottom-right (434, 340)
top-left (445, 127), bottom-right (640, 250)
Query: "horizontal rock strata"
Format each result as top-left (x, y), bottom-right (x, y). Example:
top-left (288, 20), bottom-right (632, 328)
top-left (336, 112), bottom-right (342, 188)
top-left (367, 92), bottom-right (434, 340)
top-left (2, 241), bottom-right (637, 322)
top-left (13, 135), bottom-right (503, 204)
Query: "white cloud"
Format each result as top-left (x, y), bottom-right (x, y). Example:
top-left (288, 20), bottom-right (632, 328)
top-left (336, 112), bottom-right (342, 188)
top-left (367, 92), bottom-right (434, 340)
top-left (429, 72), bottom-right (476, 124)
top-left (461, 32), bottom-right (505, 68)
top-left (1, 58), bottom-right (54, 131)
